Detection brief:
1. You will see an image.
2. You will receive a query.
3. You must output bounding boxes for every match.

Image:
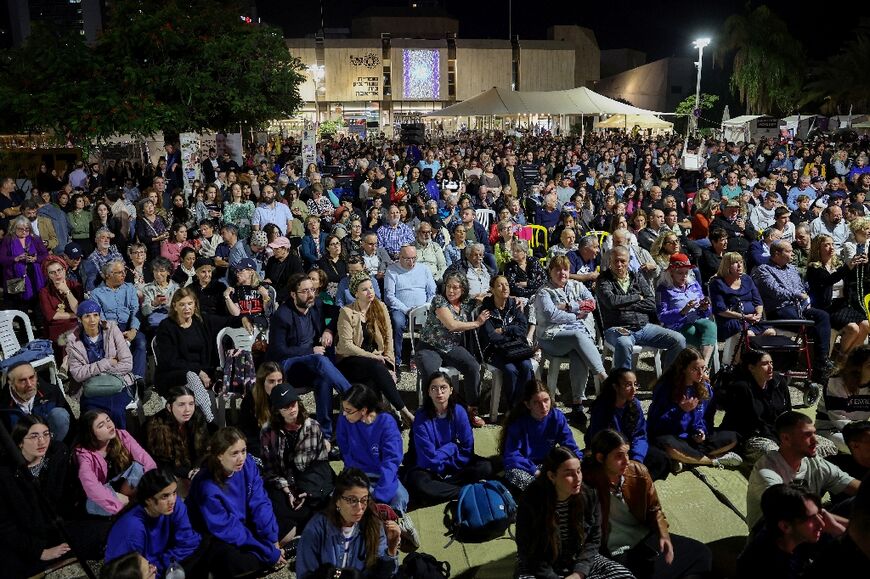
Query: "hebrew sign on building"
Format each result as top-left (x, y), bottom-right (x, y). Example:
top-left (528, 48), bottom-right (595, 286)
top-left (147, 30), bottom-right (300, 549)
top-left (325, 45), bottom-right (383, 101)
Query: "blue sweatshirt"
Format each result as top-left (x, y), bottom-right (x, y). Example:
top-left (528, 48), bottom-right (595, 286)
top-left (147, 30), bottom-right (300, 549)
top-left (336, 413), bottom-right (402, 504)
top-left (296, 512), bottom-right (398, 579)
top-left (188, 455), bottom-right (280, 565)
top-left (503, 410), bottom-right (581, 475)
top-left (585, 398), bottom-right (649, 462)
top-left (412, 405), bottom-right (474, 475)
top-left (105, 501), bottom-right (201, 575)
top-left (647, 380), bottom-right (713, 440)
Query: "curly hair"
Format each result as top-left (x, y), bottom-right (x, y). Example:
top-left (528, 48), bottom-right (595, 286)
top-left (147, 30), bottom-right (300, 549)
top-left (145, 386), bottom-right (209, 474)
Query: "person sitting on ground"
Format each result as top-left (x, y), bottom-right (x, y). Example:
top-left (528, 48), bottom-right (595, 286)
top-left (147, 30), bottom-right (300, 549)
top-left (586, 368), bottom-right (670, 481)
top-left (0, 360), bottom-right (73, 444)
top-left (66, 299), bottom-right (138, 429)
top-left (144, 386), bottom-right (210, 497)
top-left (260, 384), bottom-right (334, 551)
top-left (336, 384), bottom-right (419, 549)
top-left (237, 361), bottom-right (287, 458)
top-left (737, 484), bottom-right (835, 579)
top-left (188, 427), bottom-right (287, 576)
top-left (583, 429), bottom-right (713, 579)
top-left (647, 347), bottom-right (743, 472)
top-left (75, 410), bottom-right (157, 517)
top-left (296, 468), bottom-right (401, 579)
top-left (746, 411), bottom-right (860, 530)
top-left (597, 246), bottom-right (686, 371)
top-left (405, 371), bottom-right (494, 506)
top-left (500, 380), bottom-right (582, 494)
top-left (816, 345), bottom-right (870, 454)
top-left (416, 270), bottom-right (491, 428)
top-left (336, 271), bottom-right (414, 428)
top-left (515, 446), bottom-right (634, 579)
top-left (105, 467), bottom-right (215, 579)
top-left (656, 253), bottom-right (717, 368)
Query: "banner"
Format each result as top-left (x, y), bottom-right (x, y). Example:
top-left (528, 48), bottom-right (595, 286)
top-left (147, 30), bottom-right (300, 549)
top-left (302, 127), bottom-right (316, 172)
top-left (179, 132), bottom-right (199, 193)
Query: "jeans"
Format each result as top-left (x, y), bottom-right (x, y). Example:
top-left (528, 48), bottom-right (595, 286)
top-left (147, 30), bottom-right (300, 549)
top-left (116, 321), bottom-right (147, 378)
top-left (45, 406), bottom-right (71, 442)
top-left (366, 473), bottom-right (409, 514)
top-left (539, 328), bottom-right (606, 402)
top-left (488, 353), bottom-right (535, 407)
top-left (390, 308), bottom-right (408, 364)
top-left (281, 354), bottom-right (352, 439)
top-left (85, 461), bottom-right (146, 516)
top-left (604, 325), bottom-right (686, 371)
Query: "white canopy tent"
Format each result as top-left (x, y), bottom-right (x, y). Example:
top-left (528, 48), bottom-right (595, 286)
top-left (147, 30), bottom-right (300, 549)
top-left (595, 114), bottom-right (674, 131)
top-left (425, 86), bottom-right (663, 117)
top-left (721, 114), bottom-right (780, 143)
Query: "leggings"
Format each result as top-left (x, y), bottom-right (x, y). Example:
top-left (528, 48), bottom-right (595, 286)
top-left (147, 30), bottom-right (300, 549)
top-left (336, 356), bottom-right (405, 411)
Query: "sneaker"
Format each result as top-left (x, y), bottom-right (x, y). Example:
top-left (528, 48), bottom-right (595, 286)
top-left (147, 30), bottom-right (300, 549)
top-left (712, 451), bottom-right (743, 468)
top-left (327, 444), bottom-right (342, 462)
top-left (282, 536), bottom-right (300, 563)
top-left (670, 460), bottom-right (684, 475)
top-left (398, 514), bottom-right (421, 552)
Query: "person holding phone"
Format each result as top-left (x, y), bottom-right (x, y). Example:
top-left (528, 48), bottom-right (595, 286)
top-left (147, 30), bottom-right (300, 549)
top-left (655, 254), bottom-right (717, 368)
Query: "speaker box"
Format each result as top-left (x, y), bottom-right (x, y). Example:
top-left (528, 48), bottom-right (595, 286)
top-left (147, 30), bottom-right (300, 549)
top-left (401, 123), bottom-right (425, 145)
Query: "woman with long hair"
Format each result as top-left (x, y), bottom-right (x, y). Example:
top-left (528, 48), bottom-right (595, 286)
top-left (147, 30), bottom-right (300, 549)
top-left (145, 386), bottom-right (210, 495)
top-left (188, 427), bottom-right (285, 576)
top-left (89, 200), bottom-right (122, 249)
top-left (318, 234), bottom-right (348, 299)
top-left (647, 347), bottom-right (742, 471)
top-left (587, 369), bottom-right (670, 481)
top-left (336, 271), bottom-right (412, 427)
top-left (38, 255), bottom-right (83, 347)
top-left (238, 361), bottom-right (284, 457)
top-left (222, 183), bottom-right (255, 242)
top-left (75, 410), bottom-right (156, 516)
top-left (405, 372), bottom-right (494, 505)
top-left (583, 430), bottom-right (712, 579)
top-left (160, 221), bottom-right (195, 271)
top-left (260, 385), bottom-right (334, 546)
top-left (68, 193), bottom-right (93, 254)
top-left (817, 345), bottom-right (870, 453)
top-left (649, 230), bottom-right (681, 277)
top-left (105, 467), bottom-right (213, 578)
top-left (296, 468), bottom-right (400, 579)
top-left (141, 256), bottom-right (179, 332)
top-left (515, 446), bottom-right (633, 579)
top-left (499, 380), bottom-right (581, 493)
top-left (168, 191), bottom-right (195, 230)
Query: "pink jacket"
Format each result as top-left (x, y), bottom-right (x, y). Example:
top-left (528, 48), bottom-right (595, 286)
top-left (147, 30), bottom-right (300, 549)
top-left (66, 321), bottom-right (135, 387)
top-left (75, 429), bottom-right (156, 514)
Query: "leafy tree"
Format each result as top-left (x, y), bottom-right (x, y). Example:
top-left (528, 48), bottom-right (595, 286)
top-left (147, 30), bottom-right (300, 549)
top-left (802, 29), bottom-right (870, 114)
top-left (0, 0), bottom-right (304, 145)
top-left (716, 4), bottom-right (804, 116)
top-left (675, 93), bottom-right (719, 116)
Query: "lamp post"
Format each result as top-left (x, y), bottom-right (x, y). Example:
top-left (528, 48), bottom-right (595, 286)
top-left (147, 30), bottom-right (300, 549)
top-left (691, 37), bottom-right (711, 136)
top-left (307, 64), bottom-right (325, 126)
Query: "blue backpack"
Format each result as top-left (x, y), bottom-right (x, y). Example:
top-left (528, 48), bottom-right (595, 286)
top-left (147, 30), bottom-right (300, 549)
top-left (442, 480), bottom-right (517, 545)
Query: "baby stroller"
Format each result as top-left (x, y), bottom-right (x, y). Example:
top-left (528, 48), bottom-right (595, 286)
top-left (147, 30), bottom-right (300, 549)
top-left (714, 318), bottom-right (822, 409)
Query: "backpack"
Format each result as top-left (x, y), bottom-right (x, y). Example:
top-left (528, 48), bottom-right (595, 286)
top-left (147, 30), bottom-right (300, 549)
top-left (399, 552), bottom-right (451, 579)
top-left (442, 480), bottom-right (517, 545)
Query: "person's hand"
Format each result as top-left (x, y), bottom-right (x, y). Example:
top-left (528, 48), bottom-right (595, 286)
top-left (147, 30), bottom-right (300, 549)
top-left (697, 298), bottom-right (710, 311)
top-left (152, 294), bottom-right (166, 307)
top-left (122, 329), bottom-right (137, 342)
top-left (109, 357), bottom-right (119, 365)
top-left (680, 300), bottom-right (698, 316)
top-left (516, 280), bottom-right (528, 287)
top-left (384, 520), bottom-right (401, 554)
top-left (313, 345), bottom-right (326, 355)
top-left (259, 286), bottom-right (270, 300)
top-left (187, 468), bottom-right (199, 480)
top-left (321, 331), bottom-right (334, 347)
top-left (55, 279), bottom-right (70, 293)
top-left (223, 287), bottom-right (234, 299)
top-left (290, 492), bottom-right (307, 510)
top-left (476, 310), bottom-right (491, 327)
top-left (40, 544), bottom-right (71, 561)
top-left (660, 536), bottom-right (674, 565)
top-left (494, 327), bottom-right (504, 334)
top-left (199, 371), bottom-right (211, 388)
top-left (849, 254), bottom-right (868, 269)
top-left (679, 395), bottom-right (699, 413)
top-left (116, 492), bottom-right (130, 506)
top-left (820, 508), bottom-right (847, 537)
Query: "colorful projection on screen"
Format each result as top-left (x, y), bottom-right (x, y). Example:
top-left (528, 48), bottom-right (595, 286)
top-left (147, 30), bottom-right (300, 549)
top-left (403, 49), bottom-right (439, 100)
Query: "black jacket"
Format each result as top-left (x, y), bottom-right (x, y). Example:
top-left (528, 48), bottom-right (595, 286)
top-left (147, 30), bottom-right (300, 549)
top-left (719, 368), bottom-right (791, 442)
top-left (477, 295), bottom-right (529, 360)
top-left (596, 269), bottom-right (657, 331)
top-left (267, 299), bottom-right (337, 363)
top-left (0, 379), bottom-right (73, 444)
top-left (709, 215), bottom-right (757, 254)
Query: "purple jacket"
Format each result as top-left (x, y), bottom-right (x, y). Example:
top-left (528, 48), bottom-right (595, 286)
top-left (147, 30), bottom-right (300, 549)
top-left (656, 279), bottom-right (712, 331)
top-left (0, 234), bottom-right (48, 300)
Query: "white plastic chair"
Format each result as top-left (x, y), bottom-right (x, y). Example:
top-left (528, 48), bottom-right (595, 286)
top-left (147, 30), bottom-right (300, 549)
top-left (486, 357), bottom-right (539, 421)
top-left (475, 208), bottom-right (496, 231)
top-left (0, 309), bottom-right (59, 389)
top-left (408, 303), bottom-right (461, 405)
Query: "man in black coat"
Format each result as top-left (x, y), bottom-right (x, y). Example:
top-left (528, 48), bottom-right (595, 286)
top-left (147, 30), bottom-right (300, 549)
top-left (0, 362), bottom-right (73, 443)
top-left (709, 198), bottom-right (758, 254)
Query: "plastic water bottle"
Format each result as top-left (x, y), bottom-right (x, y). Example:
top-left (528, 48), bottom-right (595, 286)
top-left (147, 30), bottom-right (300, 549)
top-left (165, 559), bottom-right (185, 579)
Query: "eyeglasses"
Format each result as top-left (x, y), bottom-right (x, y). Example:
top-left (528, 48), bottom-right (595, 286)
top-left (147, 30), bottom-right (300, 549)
top-left (342, 407), bottom-right (361, 416)
top-left (24, 431), bottom-right (52, 441)
top-left (295, 287), bottom-right (316, 294)
top-left (339, 495), bottom-right (370, 507)
top-left (429, 385), bottom-right (450, 393)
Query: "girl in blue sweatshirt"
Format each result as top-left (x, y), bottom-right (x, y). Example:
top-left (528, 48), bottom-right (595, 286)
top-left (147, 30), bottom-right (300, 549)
top-left (586, 368), bottom-right (671, 481)
top-left (405, 371), bottom-right (493, 504)
top-left (105, 468), bottom-right (210, 577)
top-left (188, 427), bottom-right (285, 577)
top-left (500, 380), bottom-right (581, 493)
top-left (296, 468), bottom-right (399, 579)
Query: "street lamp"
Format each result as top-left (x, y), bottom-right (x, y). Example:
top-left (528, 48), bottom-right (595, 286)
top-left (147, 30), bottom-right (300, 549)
top-left (307, 64), bottom-right (325, 126)
top-left (691, 37), bottom-right (711, 136)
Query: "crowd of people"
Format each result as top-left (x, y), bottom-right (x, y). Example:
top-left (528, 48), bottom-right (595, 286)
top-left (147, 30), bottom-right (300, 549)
top-left (1, 127), bottom-right (870, 578)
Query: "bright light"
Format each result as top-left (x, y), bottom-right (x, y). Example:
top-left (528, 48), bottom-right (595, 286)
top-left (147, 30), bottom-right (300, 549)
top-left (307, 64), bottom-right (325, 84)
top-left (692, 38), bottom-right (711, 49)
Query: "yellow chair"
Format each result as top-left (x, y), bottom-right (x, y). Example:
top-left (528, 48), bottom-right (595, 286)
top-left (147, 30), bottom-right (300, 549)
top-left (585, 230), bottom-right (610, 247)
top-left (527, 224), bottom-right (549, 253)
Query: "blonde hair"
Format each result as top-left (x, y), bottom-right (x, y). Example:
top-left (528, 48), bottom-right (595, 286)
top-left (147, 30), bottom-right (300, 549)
top-left (716, 252), bottom-right (745, 278)
top-left (850, 217), bottom-right (870, 236)
top-left (808, 234), bottom-right (842, 269)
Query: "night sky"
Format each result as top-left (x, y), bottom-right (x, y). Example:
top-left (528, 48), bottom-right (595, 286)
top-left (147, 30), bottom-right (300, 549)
top-left (257, 0), bottom-right (867, 61)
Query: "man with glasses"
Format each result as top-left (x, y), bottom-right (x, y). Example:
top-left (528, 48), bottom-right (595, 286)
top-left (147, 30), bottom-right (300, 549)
top-left (0, 361), bottom-right (72, 442)
top-left (360, 233), bottom-right (393, 284)
top-left (413, 221), bottom-right (446, 281)
top-left (385, 245), bottom-right (436, 368)
top-left (90, 258), bottom-right (147, 380)
top-left (377, 204), bottom-right (415, 261)
top-left (84, 227), bottom-right (123, 292)
top-left (267, 273), bottom-right (351, 445)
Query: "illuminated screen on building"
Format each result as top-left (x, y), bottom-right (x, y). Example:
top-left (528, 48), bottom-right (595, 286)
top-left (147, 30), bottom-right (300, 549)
top-left (402, 49), bottom-right (439, 100)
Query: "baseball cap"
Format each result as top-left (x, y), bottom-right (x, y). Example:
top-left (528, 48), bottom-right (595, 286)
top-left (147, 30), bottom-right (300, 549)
top-left (667, 253), bottom-right (693, 271)
top-left (704, 178), bottom-right (717, 185)
top-left (269, 384), bottom-right (300, 409)
top-left (724, 198), bottom-right (741, 208)
top-left (64, 242), bottom-right (83, 259)
top-left (268, 236), bottom-right (291, 250)
top-left (194, 257), bottom-right (214, 271)
top-left (232, 257), bottom-right (258, 272)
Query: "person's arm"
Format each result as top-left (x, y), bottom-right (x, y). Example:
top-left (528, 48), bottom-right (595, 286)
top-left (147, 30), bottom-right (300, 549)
top-left (161, 501), bottom-right (201, 571)
top-left (434, 303), bottom-right (486, 332)
top-left (246, 459), bottom-right (280, 547)
top-left (502, 419), bottom-right (538, 474)
top-left (535, 288), bottom-right (579, 326)
top-left (572, 489), bottom-right (603, 578)
top-left (107, 324), bottom-right (134, 375)
top-left (411, 418), bottom-right (457, 474)
top-left (372, 417), bottom-right (402, 504)
top-left (76, 451), bottom-right (125, 514)
top-left (118, 430), bottom-right (157, 471)
top-left (383, 268), bottom-right (409, 313)
top-left (335, 308), bottom-right (378, 360)
top-left (595, 276), bottom-right (642, 310)
top-left (515, 499), bottom-right (561, 579)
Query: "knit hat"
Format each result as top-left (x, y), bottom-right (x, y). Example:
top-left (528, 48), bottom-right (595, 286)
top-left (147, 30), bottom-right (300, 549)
top-left (194, 257), bottom-right (214, 271)
top-left (348, 270), bottom-right (372, 297)
top-left (76, 299), bottom-right (102, 317)
top-left (250, 230), bottom-right (268, 248)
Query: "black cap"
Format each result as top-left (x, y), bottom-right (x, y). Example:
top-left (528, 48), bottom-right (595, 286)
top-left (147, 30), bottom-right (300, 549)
top-left (194, 257), bottom-right (214, 270)
top-left (270, 384), bottom-right (300, 408)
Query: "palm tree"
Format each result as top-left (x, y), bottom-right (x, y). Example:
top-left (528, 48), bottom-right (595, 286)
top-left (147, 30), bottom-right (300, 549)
top-left (802, 30), bottom-right (870, 114)
top-left (716, 4), bottom-right (805, 115)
